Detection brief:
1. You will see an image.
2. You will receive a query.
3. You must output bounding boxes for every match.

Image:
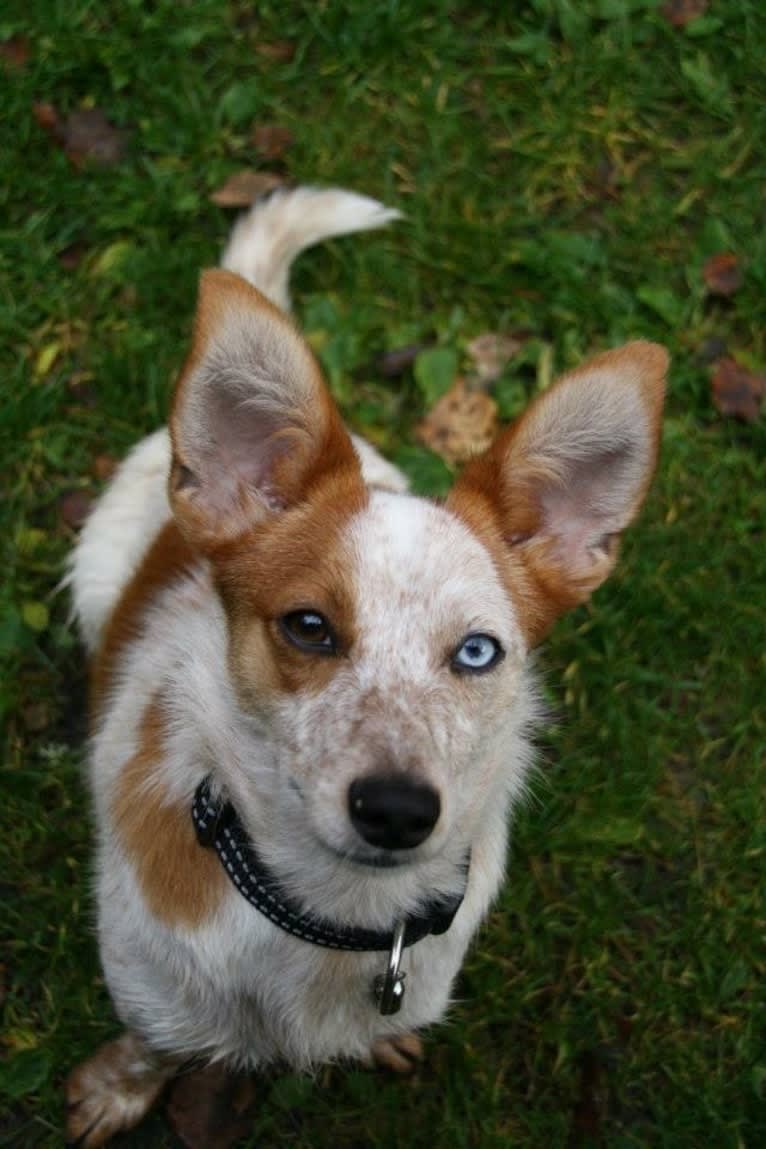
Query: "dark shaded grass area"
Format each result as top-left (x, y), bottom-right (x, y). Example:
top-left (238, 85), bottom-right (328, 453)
top-left (1, 2), bottom-right (764, 1146)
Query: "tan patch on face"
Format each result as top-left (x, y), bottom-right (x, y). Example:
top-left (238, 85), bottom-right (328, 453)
top-left (90, 521), bottom-right (198, 723)
top-left (112, 697), bottom-right (226, 928)
top-left (447, 478), bottom-right (575, 648)
top-left (215, 471), bottom-right (368, 701)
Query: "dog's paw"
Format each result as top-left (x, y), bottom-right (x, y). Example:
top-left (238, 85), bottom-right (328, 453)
top-left (66, 1032), bottom-right (172, 1147)
top-left (367, 1032), bottom-right (424, 1074)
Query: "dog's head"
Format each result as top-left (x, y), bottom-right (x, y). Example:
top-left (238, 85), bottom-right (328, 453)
top-left (168, 271), bottom-right (666, 882)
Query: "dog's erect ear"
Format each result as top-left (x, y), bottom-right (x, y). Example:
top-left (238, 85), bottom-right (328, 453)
top-left (169, 270), bottom-right (361, 549)
top-left (448, 341), bottom-right (667, 645)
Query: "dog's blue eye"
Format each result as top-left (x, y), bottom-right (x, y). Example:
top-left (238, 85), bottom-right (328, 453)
top-left (451, 633), bottom-right (504, 674)
top-left (280, 611), bottom-right (336, 654)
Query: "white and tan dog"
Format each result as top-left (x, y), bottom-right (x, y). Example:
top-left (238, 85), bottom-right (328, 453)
top-left (67, 187), bottom-right (666, 1146)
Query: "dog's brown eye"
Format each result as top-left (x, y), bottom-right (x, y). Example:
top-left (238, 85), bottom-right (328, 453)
top-left (280, 610), bottom-right (336, 654)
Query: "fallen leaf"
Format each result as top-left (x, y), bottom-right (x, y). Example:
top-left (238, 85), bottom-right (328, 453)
top-left (90, 240), bottom-right (133, 277)
top-left (416, 377), bottom-right (498, 466)
top-left (376, 342), bottom-right (430, 378)
top-left (21, 601), bottom-right (49, 633)
top-left (661, 0), bottom-right (708, 27)
top-left (702, 253), bottom-right (742, 297)
top-left (255, 40), bottom-right (296, 62)
top-left (59, 108), bottom-right (128, 168)
top-left (66, 372), bottom-right (97, 407)
top-left (0, 36), bottom-right (30, 70)
top-left (15, 527), bottom-right (47, 555)
top-left (466, 331), bottom-right (525, 384)
top-left (34, 341), bottom-right (63, 379)
top-left (166, 1063), bottom-right (258, 1149)
top-left (22, 702), bottom-right (51, 733)
top-left (696, 336), bottom-right (728, 364)
top-left (32, 101), bottom-right (60, 133)
top-left (210, 169), bottom-right (285, 207)
top-left (58, 490), bottom-right (94, 530)
top-left (251, 123), bottom-right (294, 161)
top-left (711, 357), bottom-right (766, 423)
top-left (414, 346), bottom-right (458, 406)
top-left (93, 454), bottom-right (118, 482)
top-left (58, 241), bottom-right (90, 270)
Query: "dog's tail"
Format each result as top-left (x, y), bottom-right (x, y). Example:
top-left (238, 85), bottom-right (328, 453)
top-left (220, 186), bottom-right (400, 312)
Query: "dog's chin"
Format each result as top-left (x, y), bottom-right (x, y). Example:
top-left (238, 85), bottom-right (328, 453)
top-left (320, 839), bottom-right (419, 871)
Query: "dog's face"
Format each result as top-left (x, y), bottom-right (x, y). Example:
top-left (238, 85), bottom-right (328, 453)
top-left (168, 271), bottom-right (666, 872)
top-left (217, 488), bottom-right (528, 868)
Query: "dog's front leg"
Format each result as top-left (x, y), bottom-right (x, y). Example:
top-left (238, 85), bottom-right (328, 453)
top-left (65, 1030), bottom-right (178, 1147)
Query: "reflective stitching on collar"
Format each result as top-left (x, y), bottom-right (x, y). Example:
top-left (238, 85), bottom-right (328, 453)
top-left (191, 777), bottom-right (468, 954)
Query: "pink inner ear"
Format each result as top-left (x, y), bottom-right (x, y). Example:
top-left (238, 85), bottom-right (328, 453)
top-left (530, 437), bottom-right (648, 577)
top-left (194, 386), bottom-right (298, 515)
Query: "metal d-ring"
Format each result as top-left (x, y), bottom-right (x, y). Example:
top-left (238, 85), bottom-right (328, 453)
top-left (373, 919), bottom-right (407, 1016)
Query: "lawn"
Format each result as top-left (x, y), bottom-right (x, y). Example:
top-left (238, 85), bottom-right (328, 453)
top-left (1, 1), bottom-right (764, 1146)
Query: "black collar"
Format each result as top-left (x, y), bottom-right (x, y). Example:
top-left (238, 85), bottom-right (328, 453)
top-left (192, 777), bottom-right (468, 953)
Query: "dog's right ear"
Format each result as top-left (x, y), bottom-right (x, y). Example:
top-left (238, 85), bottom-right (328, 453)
top-left (169, 270), bottom-right (361, 550)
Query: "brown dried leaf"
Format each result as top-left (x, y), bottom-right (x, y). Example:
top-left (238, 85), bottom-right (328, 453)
top-left (59, 490), bottom-right (94, 530)
top-left (696, 336), bottom-right (728, 365)
top-left (376, 343), bottom-right (430, 378)
top-left (711, 357), bottom-right (766, 423)
top-left (59, 108), bottom-right (129, 168)
top-left (702, 253), bottom-right (742, 297)
top-left (416, 377), bottom-right (498, 466)
top-left (251, 123), bottom-right (294, 161)
top-left (22, 701), bottom-right (51, 733)
top-left (210, 169), bottom-right (285, 207)
top-left (0, 36), bottom-right (31, 70)
top-left (661, 0), bottom-right (709, 27)
top-left (93, 453), bottom-right (118, 482)
top-left (166, 1063), bottom-right (258, 1149)
top-left (66, 372), bottom-right (97, 407)
top-left (255, 40), bottom-right (296, 62)
top-left (58, 240), bottom-right (90, 270)
top-left (466, 331), bottom-right (525, 385)
top-left (32, 101), bottom-right (60, 133)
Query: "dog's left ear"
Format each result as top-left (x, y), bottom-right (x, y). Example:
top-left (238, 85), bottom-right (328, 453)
top-left (448, 341), bottom-right (667, 645)
top-left (168, 270), bottom-right (361, 550)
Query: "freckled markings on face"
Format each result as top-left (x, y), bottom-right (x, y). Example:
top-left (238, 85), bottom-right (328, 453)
top-left (215, 486), bottom-right (524, 712)
top-left (345, 492), bottom-right (524, 684)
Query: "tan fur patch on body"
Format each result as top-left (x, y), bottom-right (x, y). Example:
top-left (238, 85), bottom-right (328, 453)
top-left (112, 697), bottom-right (226, 927)
top-left (91, 521), bottom-right (198, 722)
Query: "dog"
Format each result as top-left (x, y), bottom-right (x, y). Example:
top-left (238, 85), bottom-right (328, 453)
top-left (66, 186), bottom-right (667, 1146)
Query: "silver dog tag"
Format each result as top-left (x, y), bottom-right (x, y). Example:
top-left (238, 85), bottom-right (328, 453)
top-left (373, 920), bottom-right (407, 1015)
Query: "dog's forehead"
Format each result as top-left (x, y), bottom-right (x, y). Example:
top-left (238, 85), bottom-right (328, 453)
top-left (345, 491), bottom-right (518, 643)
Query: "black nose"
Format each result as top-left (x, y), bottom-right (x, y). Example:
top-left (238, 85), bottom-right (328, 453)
top-left (348, 775), bottom-right (441, 850)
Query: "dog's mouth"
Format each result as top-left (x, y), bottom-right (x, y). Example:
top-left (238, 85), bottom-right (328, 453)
top-left (322, 840), bottom-right (414, 870)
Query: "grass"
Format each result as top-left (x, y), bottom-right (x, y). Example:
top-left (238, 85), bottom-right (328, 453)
top-left (1, 1), bottom-right (765, 1145)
